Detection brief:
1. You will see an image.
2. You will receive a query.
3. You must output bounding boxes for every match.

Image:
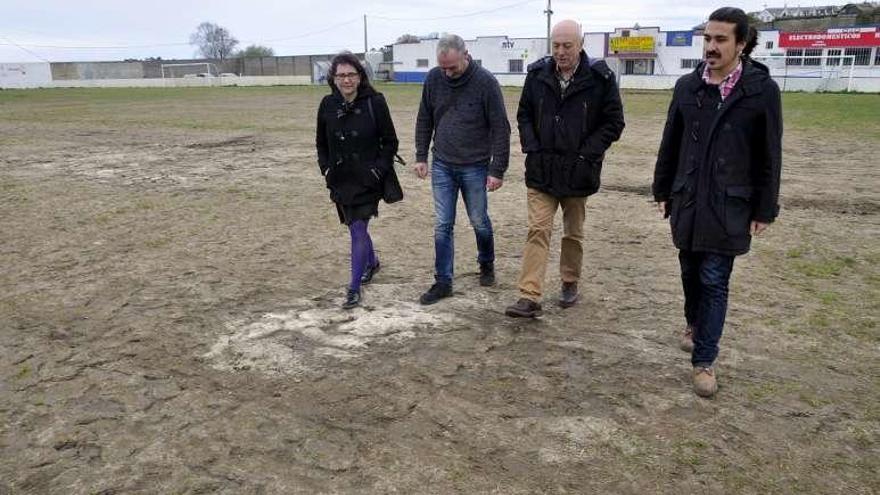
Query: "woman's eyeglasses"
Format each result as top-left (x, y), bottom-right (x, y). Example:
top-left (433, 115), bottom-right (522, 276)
top-left (334, 72), bottom-right (360, 80)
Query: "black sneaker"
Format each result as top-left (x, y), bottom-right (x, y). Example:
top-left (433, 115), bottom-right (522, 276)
top-left (419, 282), bottom-right (452, 305)
top-left (479, 262), bottom-right (495, 287)
top-left (361, 260), bottom-right (381, 284)
top-left (342, 288), bottom-right (362, 310)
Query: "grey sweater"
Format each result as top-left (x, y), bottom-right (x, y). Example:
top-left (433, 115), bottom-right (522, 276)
top-left (414, 60), bottom-right (511, 178)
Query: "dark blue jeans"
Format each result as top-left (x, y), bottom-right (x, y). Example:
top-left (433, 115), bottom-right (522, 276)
top-left (679, 250), bottom-right (735, 367)
top-left (432, 159), bottom-right (495, 285)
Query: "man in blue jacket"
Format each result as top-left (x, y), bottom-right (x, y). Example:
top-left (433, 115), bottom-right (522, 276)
top-left (505, 20), bottom-right (624, 318)
top-left (653, 7), bottom-right (783, 398)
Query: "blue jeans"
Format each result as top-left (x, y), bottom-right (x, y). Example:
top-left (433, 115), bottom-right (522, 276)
top-left (679, 250), bottom-right (735, 367)
top-left (432, 159), bottom-right (495, 285)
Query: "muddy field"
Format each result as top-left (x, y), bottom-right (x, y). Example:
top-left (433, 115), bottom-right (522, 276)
top-left (0, 85), bottom-right (877, 494)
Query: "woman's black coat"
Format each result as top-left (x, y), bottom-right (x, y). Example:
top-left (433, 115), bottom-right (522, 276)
top-left (316, 86), bottom-right (399, 206)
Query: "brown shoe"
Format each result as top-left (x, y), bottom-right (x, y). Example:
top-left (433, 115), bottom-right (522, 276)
top-left (505, 298), bottom-right (543, 318)
top-left (559, 282), bottom-right (579, 308)
top-left (693, 366), bottom-right (718, 398)
top-left (680, 325), bottom-right (695, 352)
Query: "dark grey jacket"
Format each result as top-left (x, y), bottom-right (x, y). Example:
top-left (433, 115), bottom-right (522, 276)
top-left (414, 58), bottom-right (511, 178)
top-left (652, 60), bottom-right (783, 256)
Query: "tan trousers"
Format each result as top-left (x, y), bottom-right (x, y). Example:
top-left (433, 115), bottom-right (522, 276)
top-left (517, 188), bottom-right (587, 302)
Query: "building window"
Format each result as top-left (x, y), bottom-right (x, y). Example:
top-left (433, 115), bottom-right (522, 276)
top-left (681, 58), bottom-right (702, 69)
top-left (508, 59), bottom-right (523, 72)
top-left (621, 30), bottom-right (630, 37)
top-left (844, 47), bottom-right (871, 66)
top-left (416, 58), bottom-right (429, 68)
top-left (624, 59), bottom-right (654, 75)
top-left (473, 59), bottom-right (482, 67)
top-left (765, 41), bottom-right (774, 49)
top-left (826, 49), bottom-right (842, 66)
top-left (875, 48), bottom-right (880, 66)
top-left (786, 48), bottom-right (803, 66)
top-left (804, 48), bottom-right (822, 66)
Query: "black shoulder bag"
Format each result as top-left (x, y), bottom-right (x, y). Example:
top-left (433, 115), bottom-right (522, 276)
top-left (367, 96), bottom-right (405, 204)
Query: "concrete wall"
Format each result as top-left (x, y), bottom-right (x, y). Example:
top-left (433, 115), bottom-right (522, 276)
top-left (0, 62), bottom-right (51, 88)
top-left (51, 62), bottom-right (144, 80)
top-left (18, 75), bottom-right (312, 89)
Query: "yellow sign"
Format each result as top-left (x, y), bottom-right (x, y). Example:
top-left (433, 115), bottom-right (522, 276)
top-left (609, 36), bottom-right (654, 53)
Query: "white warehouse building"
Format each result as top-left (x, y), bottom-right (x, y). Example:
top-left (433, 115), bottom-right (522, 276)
top-left (392, 26), bottom-right (880, 92)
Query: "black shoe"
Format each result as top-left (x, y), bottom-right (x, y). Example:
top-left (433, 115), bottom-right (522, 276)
top-left (361, 261), bottom-right (381, 284)
top-left (479, 262), bottom-right (495, 287)
top-left (505, 298), bottom-right (543, 318)
top-left (342, 288), bottom-right (362, 309)
top-left (419, 282), bottom-right (452, 305)
top-left (559, 282), bottom-right (579, 308)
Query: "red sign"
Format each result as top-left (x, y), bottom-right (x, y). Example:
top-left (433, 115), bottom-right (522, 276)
top-left (779, 28), bottom-right (880, 48)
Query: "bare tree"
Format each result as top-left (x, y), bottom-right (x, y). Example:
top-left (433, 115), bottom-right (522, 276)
top-left (190, 22), bottom-right (239, 60)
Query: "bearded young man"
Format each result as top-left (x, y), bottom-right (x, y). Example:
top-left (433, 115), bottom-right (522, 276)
top-left (652, 7), bottom-right (783, 397)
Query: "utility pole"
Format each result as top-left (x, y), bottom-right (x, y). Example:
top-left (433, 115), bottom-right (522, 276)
top-left (364, 15), bottom-right (368, 54)
top-left (544, 0), bottom-right (553, 55)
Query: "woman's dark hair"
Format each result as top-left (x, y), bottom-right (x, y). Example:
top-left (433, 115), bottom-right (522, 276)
top-left (327, 51), bottom-right (373, 92)
top-left (709, 7), bottom-right (759, 57)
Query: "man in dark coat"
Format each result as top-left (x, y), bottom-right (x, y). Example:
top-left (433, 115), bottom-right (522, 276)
top-left (505, 19), bottom-right (625, 318)
top-left (652, 7), bottom-right (783, 397)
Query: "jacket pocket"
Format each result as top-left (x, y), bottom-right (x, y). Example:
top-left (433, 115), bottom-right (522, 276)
top-left (357, 162), bottom-right (382, 191)
top-left (568, 155), bottom-right (601, 195)
top-left (724, 185), bottom-right (753, 237)
top-left (524, 153), bottom-right (546, 187)
top-left (669, 177), bottom-right (688, 227)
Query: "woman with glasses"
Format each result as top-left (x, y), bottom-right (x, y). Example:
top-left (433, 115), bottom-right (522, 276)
top-left (316, 52), bottom-right (400, 309)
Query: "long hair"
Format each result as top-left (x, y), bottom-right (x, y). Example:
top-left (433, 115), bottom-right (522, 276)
top-left (709, 7), bottom-right (759, 58)
top-left (327, 51), bottom-right (373, 93)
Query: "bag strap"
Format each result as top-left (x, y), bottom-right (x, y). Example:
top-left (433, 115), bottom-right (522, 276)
top-left (367, 95), bottom-right (407, 166)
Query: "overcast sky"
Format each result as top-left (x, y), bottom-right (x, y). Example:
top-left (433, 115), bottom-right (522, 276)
top-left (1, 0), bottom-right (840, 63)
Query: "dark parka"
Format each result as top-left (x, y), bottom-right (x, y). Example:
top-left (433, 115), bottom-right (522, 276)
top-left (652, 60), bottom-right (782, 256)
top-left (518, 50), bottom-right (625, 198)
top-left (316, 86), bottom-right (399, 206)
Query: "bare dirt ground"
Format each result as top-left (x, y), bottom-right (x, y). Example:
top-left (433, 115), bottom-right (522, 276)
top-left (0, 85), bottom-right (877, 494)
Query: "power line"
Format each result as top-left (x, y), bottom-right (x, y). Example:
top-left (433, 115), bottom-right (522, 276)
top-left (369, 0), bottom-right (540, 21)
top-left (0, 35), bottom-right (50, 62)
top-left (260, 17), bottom-right (361, 42)
top-left (0, 17), bottom-right (362, 50)
top-left (0, 1), bottom-right (544, 55)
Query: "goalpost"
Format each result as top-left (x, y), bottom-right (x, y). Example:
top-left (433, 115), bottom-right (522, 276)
top-left (160, 62), bottom-right (219, 79)
top-left (750, 54), bottom-right (856, 92)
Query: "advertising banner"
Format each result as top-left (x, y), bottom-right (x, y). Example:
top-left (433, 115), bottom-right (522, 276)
top-left (779, 27), bottom-right (880, 48)
top-left (666, 31), bottom-right (694, 47)
top-left (609, 36), bottom-right (655, 54)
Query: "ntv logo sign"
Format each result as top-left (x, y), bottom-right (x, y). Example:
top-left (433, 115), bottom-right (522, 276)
top-left (501, 40), bottom-right (516, 49)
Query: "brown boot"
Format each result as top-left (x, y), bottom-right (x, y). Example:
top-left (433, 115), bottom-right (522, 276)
top-left (559, 282), bottom-right (579, 308)
top-left (693, 365), bottom-right (717, 398)
top-left (505, 298), bottom-right (543, 318)
top-left (680, 325), bottom-right (695, 352)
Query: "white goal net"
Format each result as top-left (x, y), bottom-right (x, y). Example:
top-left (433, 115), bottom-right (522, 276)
top-left (751, 54), bottom-right (856, 92)
top-left (160, 62), bottom-right (219, 79)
